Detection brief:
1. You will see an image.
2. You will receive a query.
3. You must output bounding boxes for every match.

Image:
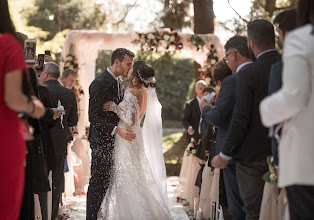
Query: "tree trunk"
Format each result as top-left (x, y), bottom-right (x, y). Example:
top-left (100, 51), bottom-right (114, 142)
top-left (193, 0), bottom-right (214, 80)
top-left (265, 0), bottom-right (276, 17)
top-left (193, 0), bottom-right (214, 34)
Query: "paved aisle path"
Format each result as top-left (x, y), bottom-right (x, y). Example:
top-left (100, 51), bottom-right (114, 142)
top-left (64, 176), bottom-right (189, 220)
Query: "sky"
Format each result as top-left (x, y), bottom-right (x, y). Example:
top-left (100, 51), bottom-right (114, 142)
top-left (109, 0), bottom-right (253, 44)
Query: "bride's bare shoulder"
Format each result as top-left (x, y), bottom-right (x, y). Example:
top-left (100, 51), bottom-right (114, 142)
top-left (125, 88), bottom-right (141, 99)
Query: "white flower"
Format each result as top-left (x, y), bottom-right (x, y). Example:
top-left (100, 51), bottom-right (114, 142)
top-left (169, 45), bottom-right (176, 51)
top-left (170, 35), bottom-right (176, 42)
top-left (192, 149), bottom-right (196, 154)
top-left (213, 53), bottom-right (217, 57)
top-left (163, 34), bottom-right (170, 41)
top-left (270, 156), bottom-right (274, 163)
top-left (140, 38), bottom-right (146, 44)
top-left (147, 33), bottom-right (155, 40)
top-left (211, 59), bottom-right (216, 65)
top-left (270, 173), bottom-right (277, 181)
top-left (191, 138), bottom-right (195, 142)
top-left (160, 40), bottom-right (168, 48)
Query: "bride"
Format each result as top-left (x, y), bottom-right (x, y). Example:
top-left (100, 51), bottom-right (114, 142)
top-left (98, 61), bottom-right (172, 220)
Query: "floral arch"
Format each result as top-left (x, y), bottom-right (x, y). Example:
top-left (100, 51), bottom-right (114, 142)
top-left (60, 29), bottom-right (224, 137)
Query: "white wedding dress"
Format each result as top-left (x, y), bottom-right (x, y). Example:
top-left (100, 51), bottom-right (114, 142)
top-left (97, 91), bottom-right (172, 220)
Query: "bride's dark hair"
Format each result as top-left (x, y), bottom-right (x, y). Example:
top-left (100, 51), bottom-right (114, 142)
top-left (132, 61), bottom-right (157, 88)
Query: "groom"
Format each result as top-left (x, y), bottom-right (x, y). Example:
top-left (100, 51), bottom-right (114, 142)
top-left (87, 48), bottom-right (136, 220)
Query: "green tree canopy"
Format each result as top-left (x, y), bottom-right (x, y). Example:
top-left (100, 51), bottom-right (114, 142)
top-left (23, 0), bottom-right (107, 40)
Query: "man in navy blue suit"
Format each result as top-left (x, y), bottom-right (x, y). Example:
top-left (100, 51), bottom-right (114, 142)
top-left (200, 36), bottom-right (252, 220)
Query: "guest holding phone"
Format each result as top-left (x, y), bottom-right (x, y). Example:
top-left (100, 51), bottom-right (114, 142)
top-left (0, 1), bottom-right (45, 220)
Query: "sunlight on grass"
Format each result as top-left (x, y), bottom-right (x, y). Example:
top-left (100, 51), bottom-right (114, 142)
top-left (162, 132), bottom-right (184, 153)
top-left (162, 132), bottom-right (187, 176)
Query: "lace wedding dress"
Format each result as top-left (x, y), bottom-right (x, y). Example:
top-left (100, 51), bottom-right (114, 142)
top-left (98, 92), bottom-right (173, 220)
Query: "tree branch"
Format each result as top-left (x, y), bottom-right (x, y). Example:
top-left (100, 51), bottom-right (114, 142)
top-left (227, 0), bottom-right (249, 23)
top-left (274, 4), bottom-right (296, 11)
top-left (113, 1), bottom-right (138, 25)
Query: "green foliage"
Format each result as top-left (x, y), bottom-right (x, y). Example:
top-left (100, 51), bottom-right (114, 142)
top-left (95, 51), bottom-right (194, 121)
top-left (162, 131), bottom-right (186, 176)
top-left (161, 0), bottom-right (192, 29)
top-left (95, 50), bottom-right (113, 78)
top-left (136, 52), bottom-right (194, 121)
top-left (23, 0), bottom-right (106, 40)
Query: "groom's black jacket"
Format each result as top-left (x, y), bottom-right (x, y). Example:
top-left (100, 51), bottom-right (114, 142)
top-left (88, 69), bottom-right (124, 145)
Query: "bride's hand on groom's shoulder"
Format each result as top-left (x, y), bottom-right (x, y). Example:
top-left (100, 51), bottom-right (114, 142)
top-left (103, 101), bottom-right (116, 111)
top-left (115, 127), bottom-right (136, 141)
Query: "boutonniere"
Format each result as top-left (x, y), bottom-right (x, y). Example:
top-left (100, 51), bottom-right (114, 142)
top-left (117, 76), bottom-right (123, 82)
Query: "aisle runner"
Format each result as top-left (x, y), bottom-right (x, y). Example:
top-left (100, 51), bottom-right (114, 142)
top-left (63, 177), bottom-right (189, 220)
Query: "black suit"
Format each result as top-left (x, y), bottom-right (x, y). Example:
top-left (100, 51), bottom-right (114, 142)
top-left (202, 70), bottom-right (246, 220)
top-left (221, 50), bottom-right (281, 220)
top-left (182, 98), bottom-right (201, 142)
top-left (45, 79), bottom-right (78, 220)
top-left (268, 61), bottom-right (282, 166)
top-left (87, 70), bottom-right (124, 220)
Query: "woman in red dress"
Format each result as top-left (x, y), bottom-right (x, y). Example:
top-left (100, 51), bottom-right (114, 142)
top-left (0, 1), bottom-right (45, 219)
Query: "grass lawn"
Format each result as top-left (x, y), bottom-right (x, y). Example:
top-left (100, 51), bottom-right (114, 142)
top-left (162, 131), bottom-right (187, 176)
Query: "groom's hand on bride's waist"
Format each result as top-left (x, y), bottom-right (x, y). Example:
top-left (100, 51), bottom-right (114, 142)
top-left (115, 127), bottom-right (136, 141)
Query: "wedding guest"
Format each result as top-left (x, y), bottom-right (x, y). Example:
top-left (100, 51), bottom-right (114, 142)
top-left (201, 37), bottom-right (251, 220)
top-left (179, 80), bottom-right (207, 208)
top-left (211, 20), bottom-right (281, 220)
top-left (0, 3), bottom-right (44, 220)
top-left (201, 54), bottom-right (247, 220)
top-left (0, 1), bottom-right (45, 220)
top-left (39, 62), bottom-right (78, 220)
top-left (195, 86), bottom-right (216, 197)
top-left (196, 86), bottom-right (216, 161)
top-left (61, 68), bottom-right (78, 90)
top-left (260, 0), bottom-right (314, 219)
top-left (258, 11), bottom-right (297, 220)
top-left (15, 31), bottom-right (61, 220)
top-left (182, 80), bottom-right (207, 142)
top-left (268, 9), bottom-right (296, 166)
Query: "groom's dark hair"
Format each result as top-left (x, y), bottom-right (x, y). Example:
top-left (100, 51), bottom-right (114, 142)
top-left (111, 48), bottom-right (135, 65)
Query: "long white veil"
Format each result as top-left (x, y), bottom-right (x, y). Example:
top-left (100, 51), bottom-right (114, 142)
top-left (142, 87), bottom-right (168, 204)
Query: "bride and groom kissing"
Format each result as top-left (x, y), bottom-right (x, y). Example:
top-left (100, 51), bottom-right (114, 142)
top-left (87, 48), bottom-right (172, 219)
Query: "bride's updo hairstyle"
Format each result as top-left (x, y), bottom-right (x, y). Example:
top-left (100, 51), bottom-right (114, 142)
top-left (132, 61), bottom-right (157, 88)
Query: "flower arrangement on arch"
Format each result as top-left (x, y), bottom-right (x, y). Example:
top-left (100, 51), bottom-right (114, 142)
top-left (64, 54), bottom-right (79, 71)
top-left (132, 28), bottom-right (183, 52)
top-left (263, 156), bottom-right (278, 184)
top-left (187, 34), bottom-right (205, 51)
top-left (198, 44), bottom-right (219, 81)
top-left (186, 138), bottom-right (200, 157)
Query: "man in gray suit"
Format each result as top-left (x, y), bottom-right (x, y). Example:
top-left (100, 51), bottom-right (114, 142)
top-left (39, 62), bottom-right (78, 220)
top-left (201, 36), bottom-right (252, 220)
